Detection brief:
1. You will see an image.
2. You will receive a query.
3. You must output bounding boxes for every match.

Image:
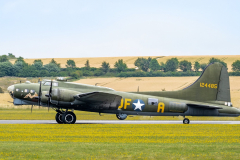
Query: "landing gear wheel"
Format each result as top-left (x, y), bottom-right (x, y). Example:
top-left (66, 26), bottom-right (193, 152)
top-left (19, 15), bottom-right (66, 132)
top-left (62, 112), bottom-right (76, 124)
top-left (183, 118), bottom-right (190, 124)
top-left (116, 113), bottom-right (127, 120)
top-left (55, 113), bottom-right (63, 124)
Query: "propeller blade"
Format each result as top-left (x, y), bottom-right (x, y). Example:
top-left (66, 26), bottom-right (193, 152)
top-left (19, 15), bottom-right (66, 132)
top-left (38, 81), bottom-right (42, 106)
top-left (31, 105), bottom-right (33, 113)
top-left (47, 80), bottom-right (53, 107)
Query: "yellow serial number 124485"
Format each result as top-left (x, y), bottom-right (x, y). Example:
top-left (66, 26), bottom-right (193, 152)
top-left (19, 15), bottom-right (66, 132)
top-left (200, 83), bottom-right (217, 89)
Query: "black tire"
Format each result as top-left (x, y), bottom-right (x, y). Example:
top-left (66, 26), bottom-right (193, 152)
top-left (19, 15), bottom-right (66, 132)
top-left (183, 118), bottom-right (190, 124)
top-left (62, 112), bottom-right (76, 124)
top-left (116, 113), bottom-right (127, 120)
top-left (55, 112), bottom-right (63, 124)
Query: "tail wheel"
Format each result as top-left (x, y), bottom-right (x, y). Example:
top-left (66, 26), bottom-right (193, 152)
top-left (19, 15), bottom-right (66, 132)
top-left (116, 113), bottom-right (127, 120)
top-left (62, 112), bottom-right (76, 124)
top-left (55, 112), bottom-right (63, 124)
top-left (183, 118), bottom-right (190, 124)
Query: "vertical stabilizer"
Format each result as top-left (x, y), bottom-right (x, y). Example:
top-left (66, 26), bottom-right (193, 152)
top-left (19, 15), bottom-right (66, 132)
top-left (137, 62), bottom-right (231, 102)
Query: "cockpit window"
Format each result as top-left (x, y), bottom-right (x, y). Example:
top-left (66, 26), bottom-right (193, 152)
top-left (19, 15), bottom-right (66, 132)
top-left (30, 90), bottom-right (35, 93)
top-left (44, 82), bottom-right (51, 86)
top-left (40, 80), bottom-right (45, 84)
top-left (24, 89), bottom-right (29, 93)
top-left (44, 81), bottom-right (58, 86)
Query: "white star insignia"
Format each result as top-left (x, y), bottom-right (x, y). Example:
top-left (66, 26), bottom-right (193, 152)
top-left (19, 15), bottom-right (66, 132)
top-left (133, 100), bottom-right (144, 111)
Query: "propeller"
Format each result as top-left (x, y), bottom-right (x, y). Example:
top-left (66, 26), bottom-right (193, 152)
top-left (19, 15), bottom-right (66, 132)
top-left (38, 81), bottom-right (42, 106)
top-left (47, 80), bottom-right (53, 111)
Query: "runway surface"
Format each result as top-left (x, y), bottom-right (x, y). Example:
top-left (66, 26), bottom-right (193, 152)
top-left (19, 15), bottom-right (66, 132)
top-left (0, 120), bottom-right (240, 124)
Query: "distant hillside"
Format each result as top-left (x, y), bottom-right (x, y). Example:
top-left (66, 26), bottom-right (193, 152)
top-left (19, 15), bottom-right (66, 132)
top-left (9, 55), bottom-right (240, 71)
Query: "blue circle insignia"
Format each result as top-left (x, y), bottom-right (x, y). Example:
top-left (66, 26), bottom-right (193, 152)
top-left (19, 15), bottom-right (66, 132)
top-left (132, 99), bottom-right (145, 111)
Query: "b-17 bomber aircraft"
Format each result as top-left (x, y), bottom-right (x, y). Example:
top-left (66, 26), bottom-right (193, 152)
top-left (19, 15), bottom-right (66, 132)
top-left (7, 62), bottom-right (240, 124)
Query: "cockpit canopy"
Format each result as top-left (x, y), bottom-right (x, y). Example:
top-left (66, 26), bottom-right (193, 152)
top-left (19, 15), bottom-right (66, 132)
top-left (40, 80), bottom-right (59, 86)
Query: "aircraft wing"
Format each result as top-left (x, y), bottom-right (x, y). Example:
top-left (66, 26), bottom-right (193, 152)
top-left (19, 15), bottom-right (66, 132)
top-left (74, 92), bottom-right (122, 109)
top-left (187, 103), bottom-right (223, 109)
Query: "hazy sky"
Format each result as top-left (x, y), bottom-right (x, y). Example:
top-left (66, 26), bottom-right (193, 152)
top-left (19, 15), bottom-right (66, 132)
top-left (0, 0), bottom-right (240, 58)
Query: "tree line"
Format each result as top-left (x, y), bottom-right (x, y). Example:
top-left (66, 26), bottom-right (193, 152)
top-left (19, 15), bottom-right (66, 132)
top-left (133, 57), bottom-right (228, 72)
top-left (0, 54), bottom-right (133, 78)
top-left (0, 53), bottom-right (240, 78)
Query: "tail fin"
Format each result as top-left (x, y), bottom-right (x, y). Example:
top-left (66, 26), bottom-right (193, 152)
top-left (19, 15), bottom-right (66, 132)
top-left (138, 62), bottom-right (231, 102)
top-left (180, 62), bottom-right (230, 102)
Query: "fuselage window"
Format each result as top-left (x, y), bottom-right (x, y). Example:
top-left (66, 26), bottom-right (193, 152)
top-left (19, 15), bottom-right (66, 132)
top-left (24, 89), bottom-right (29, 93)
top-left (148, 98), bottom-right (158, 106)
top-left (30, 90), bottom-right (35, 94)
top-left (16, 89), bottom-right (19, 92)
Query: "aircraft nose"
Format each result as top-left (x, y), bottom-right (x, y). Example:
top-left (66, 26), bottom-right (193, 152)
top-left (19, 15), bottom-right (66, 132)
top-left (7, 85), bottom-right (14, 93)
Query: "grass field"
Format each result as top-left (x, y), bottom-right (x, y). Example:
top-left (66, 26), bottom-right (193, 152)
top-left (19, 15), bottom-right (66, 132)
top-left (1, 109), bottom-right (240, 121)
top-left (9, 55), bottom-right (240, 71)
top-left (0, 124), bottom-right (239, 159)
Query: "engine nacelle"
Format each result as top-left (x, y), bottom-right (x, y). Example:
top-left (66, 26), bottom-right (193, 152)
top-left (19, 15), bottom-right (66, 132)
top-left (41, 91), bottom-right (49, 104)
top-left (51, 88), bottom-right (81, 102)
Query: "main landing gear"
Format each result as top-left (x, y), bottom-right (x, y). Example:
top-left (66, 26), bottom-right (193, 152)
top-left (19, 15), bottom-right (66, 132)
top-left (183, 118), bottom-right (190, 124)
top-left (55, 110), bottom-right (76, 124)
top-left (55, 112), bottom-right (63, 124)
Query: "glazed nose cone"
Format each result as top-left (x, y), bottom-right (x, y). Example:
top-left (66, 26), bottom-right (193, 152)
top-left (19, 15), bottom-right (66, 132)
top-left (7, 85), bottom-right (14, 93)
top-left (7, 85), bottom-right (15, 98)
